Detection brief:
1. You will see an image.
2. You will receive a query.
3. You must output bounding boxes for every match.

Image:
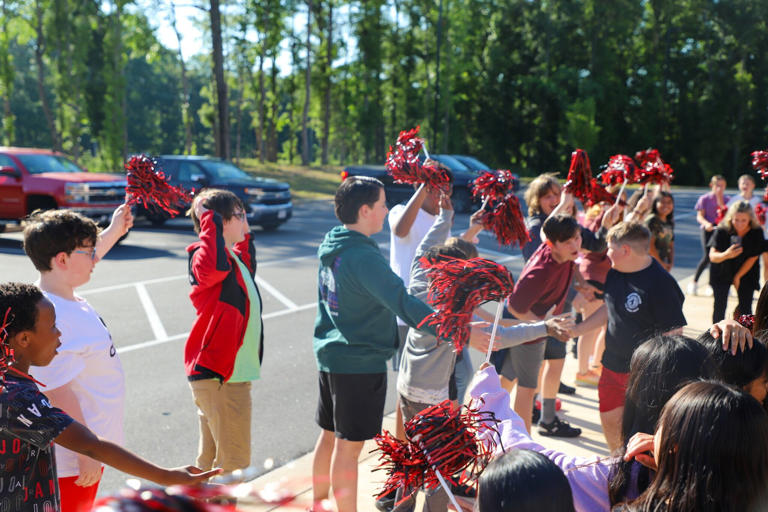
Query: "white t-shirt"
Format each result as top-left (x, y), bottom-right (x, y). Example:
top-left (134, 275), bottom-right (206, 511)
top-left (31, 291), bottom-right (126, 478)
top-left (388, 205), bottom-right (437, 326)
top-left (726, 194), bottom-right (761, 209)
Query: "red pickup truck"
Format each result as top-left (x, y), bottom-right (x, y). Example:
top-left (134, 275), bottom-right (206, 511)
top-left (0, 147), bottom-right (126, 232)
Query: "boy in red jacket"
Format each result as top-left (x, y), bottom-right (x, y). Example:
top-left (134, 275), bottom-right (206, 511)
top-left (186, 189), bottom-right (264, 474)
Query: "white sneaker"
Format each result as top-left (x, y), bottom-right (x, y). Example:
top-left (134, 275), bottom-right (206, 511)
top-left (687, 281), bottom-right (698, 296)
top-left (704, 286), bottom-right (714, 297)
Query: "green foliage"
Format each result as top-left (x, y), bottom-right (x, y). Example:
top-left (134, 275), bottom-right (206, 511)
top-left (1, 0), bottom-right (767, 185)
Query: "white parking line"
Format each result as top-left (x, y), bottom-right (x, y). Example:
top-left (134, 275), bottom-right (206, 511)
top-left (116, 302), bottom-right (317, 354)
top-left (135, 283), bottom-right (168, 341)
top-left (255, 275), bottom-right (299, 310)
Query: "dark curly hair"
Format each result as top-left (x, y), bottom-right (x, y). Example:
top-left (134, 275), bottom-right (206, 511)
top-left (23, 210), bottom-right (99, 271)
top-left (0, 282), bottom-right (44, 338)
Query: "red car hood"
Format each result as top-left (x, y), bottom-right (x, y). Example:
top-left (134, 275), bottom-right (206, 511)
top-left (33, 172), bottom-right (126, 183)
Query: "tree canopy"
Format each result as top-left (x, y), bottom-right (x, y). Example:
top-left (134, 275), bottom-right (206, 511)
top-left (0, 0), bottom-right (766, 185)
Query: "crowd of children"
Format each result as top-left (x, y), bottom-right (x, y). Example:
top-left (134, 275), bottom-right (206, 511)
top-left (3, 165), bottom-right (768, 512)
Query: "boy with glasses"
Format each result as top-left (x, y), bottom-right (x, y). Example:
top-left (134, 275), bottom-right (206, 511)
top-left (22, 205), bottom-right (133, 512)
top-left (185, 188), bottom-right (264, 476)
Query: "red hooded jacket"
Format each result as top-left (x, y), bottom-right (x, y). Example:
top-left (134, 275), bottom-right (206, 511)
top-left (184, 211), bottom-right (264, 382)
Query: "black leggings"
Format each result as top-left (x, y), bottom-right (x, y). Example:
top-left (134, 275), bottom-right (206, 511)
top-left (694, 229), bottom-right (714, 282)
top-left (711, 280), bottom-right (755, 323)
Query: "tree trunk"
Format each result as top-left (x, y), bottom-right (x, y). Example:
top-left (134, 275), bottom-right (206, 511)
top-left (210, 0), bottom-right (229, 160)
top-left (268, 56), bottom-right (278, 161)
top-left (170, 1), bottom-right (192, 154)
top-left (258, 51), bottom-right (266, 162)
top-left (321, 1), bottom-right (332, 165)
top-left (432, 0), bottom-right (444, 151)
top-left (33, 0), bottom-right (60, 151)
top-left (301, 0), bottom-right (312, 166)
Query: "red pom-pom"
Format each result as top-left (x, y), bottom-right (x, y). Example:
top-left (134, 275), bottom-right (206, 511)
top-left (634, 148), bottom-right (674, 185)
top-left (0, 307), bottom-right (14, 388)
top-left (751, 150), bottom-right (768, 180)
top-left (737, 314), bottom-right (755, 332)
top-left (755, 204), bottom-right (767, 226)
top-left (373, 400), bottom-right (499, 502)
top-left (585, 178), bottom-right (619, 207)
top-left (563, 149), bottom-right (593, 203)
top-left (385, 127), bottom-right (450, 192)
top-left (714, 204), bottom-right (729, 225)
top-left (419, 258), bottom-right (515, 352)
top-left (481, 195), bottom-right (530, 247)
top-left (600, 154), bottom-right (637, 186)
top-left (125, 155), bottom-right (193, 216)
top-left (472, 170), bottom-right (517, 203)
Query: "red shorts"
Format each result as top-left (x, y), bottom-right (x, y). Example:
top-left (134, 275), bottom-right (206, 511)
top-left (58, 468), bottom-right (103, 512)
top-left (598, 367), bottom-right (630, 413)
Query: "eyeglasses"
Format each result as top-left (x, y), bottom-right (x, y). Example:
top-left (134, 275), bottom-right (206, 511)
top-left (73, 247), bottom-right (97, 261)
top-left (232, 212), bottom-right (246, 221)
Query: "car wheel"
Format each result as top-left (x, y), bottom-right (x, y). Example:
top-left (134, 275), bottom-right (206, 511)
top-left (148, 213), bottom-right (168, 227)
top-left (451, 188), bottom-right (473, 213)
top-left (261, 223), bottom-right (281, 232)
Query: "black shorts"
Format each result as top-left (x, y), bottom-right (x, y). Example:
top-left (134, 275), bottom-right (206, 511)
top-left (544, 335), bottom-right (567, 360)
top-left (315, 371), bottom-right (387, 442)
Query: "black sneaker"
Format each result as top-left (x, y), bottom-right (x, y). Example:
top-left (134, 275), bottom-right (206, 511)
top-left (375, 488), bottom-right (397, 512)
top-left (538, 416), bottom-right (582, 437)
top-left (532, 403), bottom-right (541, 424)
top-left (559, 381), bottom-right (576, 395)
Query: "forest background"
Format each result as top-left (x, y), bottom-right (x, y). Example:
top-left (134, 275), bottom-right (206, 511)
top-left (0, 0), bottom-right (766, 185)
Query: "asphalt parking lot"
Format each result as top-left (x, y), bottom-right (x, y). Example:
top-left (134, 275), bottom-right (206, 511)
top-left (0, 188), bottom-right (708, 494)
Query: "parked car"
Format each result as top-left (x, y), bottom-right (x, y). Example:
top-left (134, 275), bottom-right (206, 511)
top-left (138, 156), bottom-right (292, 231)
top-left (0, 147), bottom-right (126, 233)
top-left (451, 155), bottom-right (520, 192)
top-left (340, 154), bottom-right (480, 212)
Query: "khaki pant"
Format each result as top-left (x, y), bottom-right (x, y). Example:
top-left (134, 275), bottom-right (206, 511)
top-left (189, 379), bottom-right (252, 472)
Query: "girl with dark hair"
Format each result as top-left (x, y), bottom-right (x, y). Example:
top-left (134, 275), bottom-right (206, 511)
top-left (645, 191), bottom-right (675, 272)
top-left (697, 331), bottom-right (768, 404)
top-left (477, 449), bottom-right (575, 512)
top-left (617, 381), bottom-right (768, 512)
top-left (470, 331), bottom-right (728, 512)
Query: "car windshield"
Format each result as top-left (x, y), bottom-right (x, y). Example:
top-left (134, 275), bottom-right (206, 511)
top-left (198, 160), bottom-right (250, 180)
top-left (456, 156), bottom-right (491, 171)
top-left (15, 154), bottom-right (84, 174)
top-left (432, 155), bottom-right (470, 172)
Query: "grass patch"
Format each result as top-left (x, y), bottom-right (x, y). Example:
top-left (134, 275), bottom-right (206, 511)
top-left (237, 159), bottom-right (343, 201)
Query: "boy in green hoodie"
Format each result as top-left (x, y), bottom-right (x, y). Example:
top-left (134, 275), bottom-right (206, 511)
top-left (311, 176), bottom-right (437, 512)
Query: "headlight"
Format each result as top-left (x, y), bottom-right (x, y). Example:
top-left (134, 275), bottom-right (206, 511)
top-left (65, 183), bottom-right (89, 202)
top-left (244, 187), bottom-right (264, 198)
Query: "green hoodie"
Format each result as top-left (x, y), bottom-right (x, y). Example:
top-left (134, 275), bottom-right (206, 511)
top-left (313, 226), bottom-right (435, 373)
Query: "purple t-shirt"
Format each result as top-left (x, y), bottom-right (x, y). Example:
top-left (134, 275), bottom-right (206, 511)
top-left (695, 192), bottom-right (729, 225)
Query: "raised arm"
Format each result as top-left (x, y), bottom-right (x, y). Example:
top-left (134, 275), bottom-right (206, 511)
top-left (392, 184), bottom-right (428, 238)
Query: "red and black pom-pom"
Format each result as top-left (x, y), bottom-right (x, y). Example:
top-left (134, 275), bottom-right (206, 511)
top-left (585, 178), bottom-right (619, 207)
top-left (373, 399), bottom-right (499, 502)
top-left (419, 257), bottom-right (515, 352)
top-left (472, 170), bottom-right (517, 203)
top-left (385, 127), bottom-right (450, 192)
top-left (600, 154), bottom-right (637, 187)
top-left (564, 149), bottom-right (593, 203)
top-left (480, 196), bottom-right (530, 247)
top-left (125, 155), bottom-right (193, 216)
top-left (751, 150), bottom-right (768, 180)
top-left (634, 148), bottom-right (674, 185)
top-left (0, 307), bottom-right (14, 389)
top-left (737, 314), bottom-right (755, 332)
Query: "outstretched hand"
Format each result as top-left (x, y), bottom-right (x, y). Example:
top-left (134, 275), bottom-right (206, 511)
top-left (623, 432), bottom-right (657, 471)
top-left (110, 204), bottom-right (134, 237)
top-left (545, 314), bottom-right (574, 342)
top-left (159, 466), bottom-right (223, 486)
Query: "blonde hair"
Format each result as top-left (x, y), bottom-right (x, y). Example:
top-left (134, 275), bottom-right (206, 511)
top-left (719, 201), bottom-right (760, 231)
top-left (607, 222), bottom-right (650, 253)
top-left (524, 173), bottom-right (561, 216)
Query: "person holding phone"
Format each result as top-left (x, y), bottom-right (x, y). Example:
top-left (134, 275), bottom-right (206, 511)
top-left (708, 201), bottom-right (765, 322)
